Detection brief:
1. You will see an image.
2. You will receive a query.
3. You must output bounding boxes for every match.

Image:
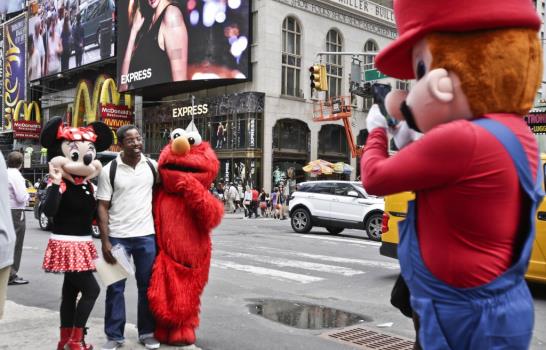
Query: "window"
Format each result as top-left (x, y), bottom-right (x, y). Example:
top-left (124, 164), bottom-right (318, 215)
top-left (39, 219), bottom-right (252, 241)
top-left (282, 17), bottom-right (302, 97)
top-left (272, 119), bottom-right (309, 152)
top-left (318, 124), bottom-right (349, 156)
top-left (396, 80), bottom-right (411, 91)
top-left (311, 183), bottom-right (334, 194)
top-left (325, 29), bottom-right (343, 99)
top-left (334, 183), bottom-right (355, 196)
top-left (363, 40), bottom-right (379, 111)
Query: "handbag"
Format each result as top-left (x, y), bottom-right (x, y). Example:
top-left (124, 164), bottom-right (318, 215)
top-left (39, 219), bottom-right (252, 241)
top-left (390, 274), bottom-right (413, 318)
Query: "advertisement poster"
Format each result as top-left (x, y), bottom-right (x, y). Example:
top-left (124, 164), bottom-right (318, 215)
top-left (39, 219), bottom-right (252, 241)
top-left (117, 0), bottom-right (250, 92)
top-left (525, 113), bottom-right (546, 134)
top-left (13, 120), bottom-right (41, 139)
top-left (3, 15), bottom-right (27, 131)
top-left (28, 0), bottom-right (115, 81)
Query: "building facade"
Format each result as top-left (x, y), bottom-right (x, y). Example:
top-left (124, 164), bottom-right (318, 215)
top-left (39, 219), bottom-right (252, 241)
top-left (140, 0), bottom-right (398, 193)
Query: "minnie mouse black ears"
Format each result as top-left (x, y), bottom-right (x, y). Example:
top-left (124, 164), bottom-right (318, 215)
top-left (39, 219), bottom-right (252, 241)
top-left (88, 121), bottom-right (113, 152)
top-left (40, 117), bottom-right (113, 152)
top-left (40, 116), bottom-right (63, 149)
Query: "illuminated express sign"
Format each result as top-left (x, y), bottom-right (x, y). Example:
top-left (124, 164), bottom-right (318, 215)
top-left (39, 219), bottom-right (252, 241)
top-left (117, 0), bottom-right (250, 91)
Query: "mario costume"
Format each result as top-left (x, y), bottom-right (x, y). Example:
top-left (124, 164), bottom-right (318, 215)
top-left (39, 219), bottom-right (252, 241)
top-left (147, 123), bottom-right (224, 345)
top-left (361, 0), bottom-right (543, 349)
top-left (40, 116), bottom-right (113, 350)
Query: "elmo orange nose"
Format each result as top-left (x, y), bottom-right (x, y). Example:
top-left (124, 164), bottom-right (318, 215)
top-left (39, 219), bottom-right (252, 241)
top-left (172, 136), bottom-right (190, 155)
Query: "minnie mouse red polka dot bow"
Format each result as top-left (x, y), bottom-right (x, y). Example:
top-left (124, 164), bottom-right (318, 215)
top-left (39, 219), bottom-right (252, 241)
top-left (56, 124), bottom-right (97, 142)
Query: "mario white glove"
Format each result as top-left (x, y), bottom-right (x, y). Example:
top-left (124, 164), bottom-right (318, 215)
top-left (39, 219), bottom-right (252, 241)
top-left (391, 120), bottom-right (423, 149)
top-left (366, 104), bottom-right (388, 132)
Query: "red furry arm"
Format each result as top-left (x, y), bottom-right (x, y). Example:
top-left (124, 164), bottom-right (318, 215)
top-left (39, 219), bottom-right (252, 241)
top-left (177, 176), bottom-right (224, 231)
top-left (153, 190), bottom-right (163, 247)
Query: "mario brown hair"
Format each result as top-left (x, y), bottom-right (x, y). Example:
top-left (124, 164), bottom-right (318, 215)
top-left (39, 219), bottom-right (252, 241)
top-left (427, 28), bottom-right (542, 117)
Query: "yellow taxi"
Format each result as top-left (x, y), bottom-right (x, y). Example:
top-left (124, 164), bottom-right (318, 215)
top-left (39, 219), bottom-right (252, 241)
top-left (25, 179), bottom-right (37, 207)
top-left (380, 155), bottom-right (546, 284)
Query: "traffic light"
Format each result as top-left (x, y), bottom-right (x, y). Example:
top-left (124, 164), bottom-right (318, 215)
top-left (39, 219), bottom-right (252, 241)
top-left (309, 64), bottom-right (328, 91)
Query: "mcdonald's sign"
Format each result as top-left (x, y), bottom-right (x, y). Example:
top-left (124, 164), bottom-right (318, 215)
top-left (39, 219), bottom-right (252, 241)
top-left (12, 100), bottom-right (41, 139)
top-left (73, 74), bottom-right (133, 127)
top-left (73, 75), bottom-right (133, 150)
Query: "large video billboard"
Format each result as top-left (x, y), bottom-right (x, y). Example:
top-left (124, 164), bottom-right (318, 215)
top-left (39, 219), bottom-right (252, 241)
top-left (0, 1), bottom-right (26, 16)
top-left (3, 15), bottom-right (27, 130)
top-left (117, 0), bottom-right (250, 92)
top-left (27, 0), bottom-right (115, 81)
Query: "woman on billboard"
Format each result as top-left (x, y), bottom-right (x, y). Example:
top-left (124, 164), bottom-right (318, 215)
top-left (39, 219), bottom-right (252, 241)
top-left (120, 0), bottom-right (188, 90)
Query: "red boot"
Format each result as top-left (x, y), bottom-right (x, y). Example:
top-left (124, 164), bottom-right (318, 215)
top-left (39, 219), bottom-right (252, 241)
top-left (64, 328), bottom-right (93, 350)
top-left (57, 327), bottom-right (72, 350)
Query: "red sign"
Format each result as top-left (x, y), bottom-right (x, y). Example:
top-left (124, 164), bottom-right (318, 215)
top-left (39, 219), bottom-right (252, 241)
top-left (100, 103), bottom-right (134, 131)
top-left (13, 120), bottom-right (41, 139)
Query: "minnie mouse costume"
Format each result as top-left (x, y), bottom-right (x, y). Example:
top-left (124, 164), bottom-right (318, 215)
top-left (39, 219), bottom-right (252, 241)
top-left (40, 116), bottom-right (112, 350)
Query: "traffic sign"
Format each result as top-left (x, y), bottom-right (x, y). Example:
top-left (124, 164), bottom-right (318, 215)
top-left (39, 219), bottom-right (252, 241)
top-left (364, 69), bottom-right (388, 81)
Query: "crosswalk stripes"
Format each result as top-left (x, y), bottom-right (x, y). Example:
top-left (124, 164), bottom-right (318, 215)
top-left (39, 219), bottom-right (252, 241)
top-left (211, 261), bottom-right (324, 284)
top-left (211, 244), bottom-right (399, 284)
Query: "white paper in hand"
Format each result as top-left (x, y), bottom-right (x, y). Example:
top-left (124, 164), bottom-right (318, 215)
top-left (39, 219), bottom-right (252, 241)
top-left (94, 245), bottom-right (134, 286)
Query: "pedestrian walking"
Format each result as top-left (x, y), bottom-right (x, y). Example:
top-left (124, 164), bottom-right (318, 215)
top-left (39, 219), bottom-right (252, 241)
top-left (250, 187), bottom-right (259, 218)
top-left (0, 153), bottom-right (16, 320)
top-left (96, 125), bottom-right (161, 350)
top-left (71, 14), bottom-right (84, 67)
top-left (39, 117), bottom-right (113, 350)
top-left (6, 151), bottom-right (29, 286)
top-left (242, 186), bottom-right (252, 218)
top-left (228, 183), bottom-right (238, 213)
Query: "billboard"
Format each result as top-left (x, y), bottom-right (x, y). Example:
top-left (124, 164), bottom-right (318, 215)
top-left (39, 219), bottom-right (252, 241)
top-left (3, 14), bottom-right (27, 130)
top-left (0, 25), bottom-right (3, 129)
top-left (117, 0), bottom-right (250, 92)
top-left (27, 0), bottom-right (115, 81)
top-left (0, 1), bottom-right (26, 16)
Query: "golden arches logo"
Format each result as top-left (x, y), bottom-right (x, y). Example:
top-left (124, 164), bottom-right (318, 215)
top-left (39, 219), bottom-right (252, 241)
top-left (13, 100), bottom-right (41, 123)
top-left (73, 75), bottom-right (132, 127)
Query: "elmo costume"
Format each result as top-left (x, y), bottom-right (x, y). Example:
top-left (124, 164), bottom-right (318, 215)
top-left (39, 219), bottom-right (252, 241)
top-left (361, 0), bottom-right (543, 349)
top-left (148, 122), bottom-right (224, 345)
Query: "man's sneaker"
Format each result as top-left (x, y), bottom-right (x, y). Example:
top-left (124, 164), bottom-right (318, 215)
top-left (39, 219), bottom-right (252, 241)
top-left (101, 339), bottom-right (123, 350)
top-left (139, 336), bottom-right (160, 349)
top-left (8, 276), bottom-right (29, 285)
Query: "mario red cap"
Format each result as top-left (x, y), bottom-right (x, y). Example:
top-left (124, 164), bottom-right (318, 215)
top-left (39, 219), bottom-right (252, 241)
top-left (375, 0), bottom-right (540, 80)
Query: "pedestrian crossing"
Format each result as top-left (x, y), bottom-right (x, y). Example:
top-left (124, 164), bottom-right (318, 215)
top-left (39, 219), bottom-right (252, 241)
top-left (211, 244), bottom-right (399, 284)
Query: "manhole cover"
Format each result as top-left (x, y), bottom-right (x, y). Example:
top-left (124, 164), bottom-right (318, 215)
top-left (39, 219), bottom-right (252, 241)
top-left (247, 299), bottom-right (371, 329)
top-left (321, 325), bottom-right (415, 350)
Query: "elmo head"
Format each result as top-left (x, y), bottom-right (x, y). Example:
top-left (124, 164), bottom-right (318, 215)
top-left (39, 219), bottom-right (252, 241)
top-left (158, 126), bottom-right (219, 192)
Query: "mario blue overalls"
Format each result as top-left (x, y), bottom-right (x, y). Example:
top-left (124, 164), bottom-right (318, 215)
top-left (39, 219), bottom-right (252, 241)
top-left (398, 118), bottom-right (544, 350)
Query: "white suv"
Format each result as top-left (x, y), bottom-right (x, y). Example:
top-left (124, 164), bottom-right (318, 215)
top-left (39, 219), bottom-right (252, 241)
top-left (288, 181), bottom-right (384, 240)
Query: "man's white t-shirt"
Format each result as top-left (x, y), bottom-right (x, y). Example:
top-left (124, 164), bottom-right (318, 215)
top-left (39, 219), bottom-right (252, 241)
top-left (97, 155), bottom-right (157, 238)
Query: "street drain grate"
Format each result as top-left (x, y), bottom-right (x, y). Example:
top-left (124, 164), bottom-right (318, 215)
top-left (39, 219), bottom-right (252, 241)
top-left (320, 325), bottom-right (415, 350)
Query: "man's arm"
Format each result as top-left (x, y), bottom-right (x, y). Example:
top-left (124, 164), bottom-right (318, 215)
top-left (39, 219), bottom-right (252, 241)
top-left (97, 199), bottom-right (116, 264)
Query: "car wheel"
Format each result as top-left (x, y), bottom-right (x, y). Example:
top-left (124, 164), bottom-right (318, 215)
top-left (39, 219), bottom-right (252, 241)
top-left (39, 212), bottom-right (51, 231)
top-left (291, 208), bottom-right (312, 233)
top-left (365, 213), bottom-right (383, 241)
top-left (91, 225), bottom-right (100, 239)
top-left (326, 227), bottom-right (344, 235)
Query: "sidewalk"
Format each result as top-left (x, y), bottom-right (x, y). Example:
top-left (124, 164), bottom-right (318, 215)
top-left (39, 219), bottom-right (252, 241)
top-left (0, 301), bottom-right (199, 350)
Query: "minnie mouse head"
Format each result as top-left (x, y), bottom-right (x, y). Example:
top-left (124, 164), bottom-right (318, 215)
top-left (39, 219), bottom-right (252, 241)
top-left (40, 116), bottom-right (113, 185)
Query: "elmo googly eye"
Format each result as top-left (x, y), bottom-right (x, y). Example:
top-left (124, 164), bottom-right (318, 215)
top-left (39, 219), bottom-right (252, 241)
top-left (170, 128), bottom-right (186, 140)
top-left (186, 132), bottom-right (202, 146)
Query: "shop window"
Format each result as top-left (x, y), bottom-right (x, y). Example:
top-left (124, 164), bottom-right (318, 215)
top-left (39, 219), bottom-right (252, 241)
top-left (362, 39), bottom-right (379, 111)
top-left (219, 158), bottom-right (261, 191)
top-left (272, 119), bottom-right (309, 152)
top-left (282, 17), bottom-right (302, 97)
top-left (325, 29), bottom-right (343, 100)
top-left (318, 124), bottom-right (349, 158)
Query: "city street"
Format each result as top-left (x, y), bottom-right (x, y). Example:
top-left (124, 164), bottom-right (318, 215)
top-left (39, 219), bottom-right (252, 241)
top-left (2, 212), bottom-right (546, 349)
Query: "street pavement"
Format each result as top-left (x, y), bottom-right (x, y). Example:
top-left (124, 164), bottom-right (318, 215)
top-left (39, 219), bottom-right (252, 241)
top-left (1, 211), bottom-right (546, 349)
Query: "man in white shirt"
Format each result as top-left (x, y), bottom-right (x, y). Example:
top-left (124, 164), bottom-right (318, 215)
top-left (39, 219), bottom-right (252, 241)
top-left (6, 152), bottom-right (29, 286)
top-left (97, 126), bottom-right (160, 350)
top-left (0, 153), bottom-right (16, 317)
